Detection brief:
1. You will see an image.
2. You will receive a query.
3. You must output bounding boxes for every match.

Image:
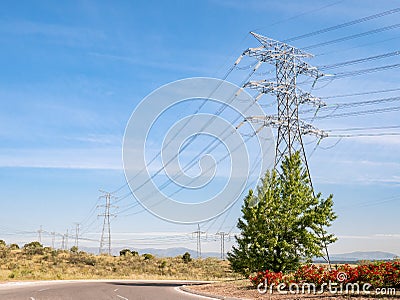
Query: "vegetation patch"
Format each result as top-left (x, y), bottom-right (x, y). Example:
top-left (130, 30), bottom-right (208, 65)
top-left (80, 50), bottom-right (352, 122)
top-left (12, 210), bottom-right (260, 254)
top-left (0, 241), bottom-right (236, 281)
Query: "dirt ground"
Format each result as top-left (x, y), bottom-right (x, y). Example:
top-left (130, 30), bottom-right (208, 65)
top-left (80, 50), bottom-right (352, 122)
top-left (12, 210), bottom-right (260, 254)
top-left (185, 280), bottom-right (399, 300)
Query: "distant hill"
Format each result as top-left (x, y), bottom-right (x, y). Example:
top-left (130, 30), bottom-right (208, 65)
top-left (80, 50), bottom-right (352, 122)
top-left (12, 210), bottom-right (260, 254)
top-left (79, 246), bottom-right (220, 258)
top-left (78, 247), bottom-right (398, 262)
top-left (137, 247), bottom-right (220, 258)
top-left (315, 251), bottom-right (399, 262)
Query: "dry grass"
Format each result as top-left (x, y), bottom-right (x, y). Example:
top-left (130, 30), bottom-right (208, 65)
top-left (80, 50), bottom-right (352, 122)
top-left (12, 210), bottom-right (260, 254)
top-left (0, 247), bottom-right (238, 281)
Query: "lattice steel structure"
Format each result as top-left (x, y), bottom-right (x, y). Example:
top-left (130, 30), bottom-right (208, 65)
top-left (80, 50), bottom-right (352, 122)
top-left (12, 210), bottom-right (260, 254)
top-left (98, 191), bottom-right (117, 255)
top-left (240, 32), bottom-right (327, 184)
top-left (236, 32), bottom-right (332, 264)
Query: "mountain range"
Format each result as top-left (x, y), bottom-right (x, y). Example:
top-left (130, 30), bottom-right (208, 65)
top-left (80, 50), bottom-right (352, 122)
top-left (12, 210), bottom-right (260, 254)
top-left (79, 246), bottom-right (398, 262)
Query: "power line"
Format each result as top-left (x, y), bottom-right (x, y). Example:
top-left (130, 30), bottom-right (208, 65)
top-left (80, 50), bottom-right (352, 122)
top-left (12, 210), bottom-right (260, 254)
top-left (329, 63), bottom-right (400, 79)
top-left (322, 87), bottom-right (400, 99)
top-left (285, 7), bottom-right (400, 42)
top-left (327, 125), bottom-right (400, 132)
top-left (329, 132), bottom-right (400, 138)
top-left (252, 0), bottom-right (345, 32)
top-left (315, 33), bottom-right (400, 58)
top-left (110, 9), bottom-right (400, 216)
top-left (318, 51), bottom-right (400, 70)
top-left (307, 106), bottom-right (400, 120)
top-left (303, 23), bottom-right (400, 50)
top-left (300, 96), bottom-right (400, 114)
top-left (110, 57), bottom-right (244, 195)
top-left (115, 66), bottom-right (262, 215)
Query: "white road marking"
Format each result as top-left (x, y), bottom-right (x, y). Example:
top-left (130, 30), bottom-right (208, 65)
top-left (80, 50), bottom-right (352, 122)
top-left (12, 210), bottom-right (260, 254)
top-left (30, 297), bottom-right (35, 300)
top-left (116, 295), bottom-right (129, 300)
top-left (38, 288), bottom-right (50, 292)
top-left (175, 286), bottom-right (220, 299)
top-left (114, 288), bottom-right (119, 291)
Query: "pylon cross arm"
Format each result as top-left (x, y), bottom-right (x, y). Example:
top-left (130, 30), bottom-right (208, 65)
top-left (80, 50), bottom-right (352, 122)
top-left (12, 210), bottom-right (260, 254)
top-left (239, 115), bottom-right (328, 138)
top-left (249, 32), bottom-right (312, 57)
top-left (244, 80), bottom-right (326, 108)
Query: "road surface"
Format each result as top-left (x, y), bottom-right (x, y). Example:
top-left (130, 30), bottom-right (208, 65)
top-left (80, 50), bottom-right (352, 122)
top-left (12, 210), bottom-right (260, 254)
top-left (0, 280), bottom-right (215, 300)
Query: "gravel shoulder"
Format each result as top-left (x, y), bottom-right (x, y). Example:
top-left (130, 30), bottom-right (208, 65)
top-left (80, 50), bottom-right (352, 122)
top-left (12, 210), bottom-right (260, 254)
top-left (184, 280), bottom-right (399, 299)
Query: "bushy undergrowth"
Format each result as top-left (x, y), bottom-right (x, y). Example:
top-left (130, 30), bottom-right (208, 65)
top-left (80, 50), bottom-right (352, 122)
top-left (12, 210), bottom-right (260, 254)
top-left (0, 242), bottom-right (235, 281)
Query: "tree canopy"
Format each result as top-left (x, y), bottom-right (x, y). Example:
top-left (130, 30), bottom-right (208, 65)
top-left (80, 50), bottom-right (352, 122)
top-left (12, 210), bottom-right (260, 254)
top-left (227, 152), bottom-right (337, 275)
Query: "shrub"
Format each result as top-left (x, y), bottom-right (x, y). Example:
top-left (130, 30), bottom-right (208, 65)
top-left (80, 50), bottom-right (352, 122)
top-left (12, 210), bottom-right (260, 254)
top-left (120, 249), bottom-right (132, 256)
top-left (159, 260), bottom-right (167, 274)
top-left (8, 243), bottom-right (20, 250)
top-left (23, 241), bottom-right (44, 255)
top-left (182, 252), bottom-right (192, 263)
top-left (143, 253), bottom-right (154, 260)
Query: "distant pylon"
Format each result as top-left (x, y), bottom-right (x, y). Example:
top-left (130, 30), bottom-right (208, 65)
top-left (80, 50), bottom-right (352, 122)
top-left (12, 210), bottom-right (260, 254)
top-left (192, 224), bottom-right (205, 258)
top-left (98, 190), bottom-right (117, 255)
top-left (74, 223), bottom-right (80, 249)
top-left (65, 229), bottom-right (69, 249)
top-left (37, 225), bottom-right (43, 243)
top-left (216, 232), bottom-right (229, 260)
top-left (51, 232), bottom-right (55, 249)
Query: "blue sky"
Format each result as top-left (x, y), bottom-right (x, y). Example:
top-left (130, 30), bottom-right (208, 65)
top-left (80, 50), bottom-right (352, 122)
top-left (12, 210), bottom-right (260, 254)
top-left (0, 0), bottom-right (399, 255)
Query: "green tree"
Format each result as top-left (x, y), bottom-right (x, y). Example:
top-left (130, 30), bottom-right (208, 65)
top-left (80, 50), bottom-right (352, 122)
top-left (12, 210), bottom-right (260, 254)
top-left (227, 152), bottom-right (336, 275)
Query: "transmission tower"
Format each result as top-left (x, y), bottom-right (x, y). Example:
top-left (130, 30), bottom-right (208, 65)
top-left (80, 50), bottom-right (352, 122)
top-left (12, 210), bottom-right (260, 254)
top-left (65, 229), bottom-right (69, 249)
top-left (192, 224), bottom-right (205, 258)
top-left (51, 232), bottom-right (55, 249)
top-left (238, 32), bottom-right (331, 264)
top-left (98, 190), bottom-right (117, 255)
top-left (238, 32), bottom-right (327, 185)
top-left (215, 232), bottom-right (230, 260)
top-left (37, 225), bottom-right (43, 243)
top-left (74, 223), bottom-right (80, 249)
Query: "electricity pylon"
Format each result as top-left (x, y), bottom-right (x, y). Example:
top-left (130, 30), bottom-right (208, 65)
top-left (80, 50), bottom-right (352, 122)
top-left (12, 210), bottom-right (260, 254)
top-left (215, 232), bottom-right (230, 260)
top-left (238, 32), bottom-right (327, 186)
top-left (98, 190), bottom-right (117, 255)
top-left (192, 224), bottom-right (205, 258)
top-left (237, 32), bottom-right (331, 264)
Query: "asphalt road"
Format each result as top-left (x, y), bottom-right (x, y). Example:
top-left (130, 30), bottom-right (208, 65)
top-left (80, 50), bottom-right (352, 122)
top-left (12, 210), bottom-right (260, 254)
top-left (0, 280), bottom-right (215, 300)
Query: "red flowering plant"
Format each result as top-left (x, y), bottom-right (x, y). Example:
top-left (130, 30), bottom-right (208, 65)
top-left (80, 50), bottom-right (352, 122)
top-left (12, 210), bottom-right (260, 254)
top-left (250, 261), bottom-right (400, 289)
top-left (249, 269), bottom-right (284, 286)
top-left (293, 264), bottom-right (327, 285)
top-left (357, 261), bottom-right (400, 288)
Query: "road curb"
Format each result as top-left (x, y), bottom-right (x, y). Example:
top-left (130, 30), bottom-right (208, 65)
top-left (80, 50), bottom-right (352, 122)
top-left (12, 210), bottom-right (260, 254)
top-left (179, 285), bottom-right (245, 300)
